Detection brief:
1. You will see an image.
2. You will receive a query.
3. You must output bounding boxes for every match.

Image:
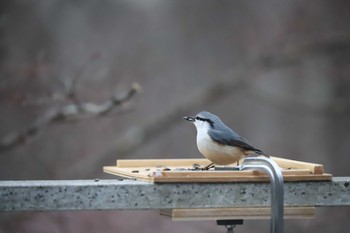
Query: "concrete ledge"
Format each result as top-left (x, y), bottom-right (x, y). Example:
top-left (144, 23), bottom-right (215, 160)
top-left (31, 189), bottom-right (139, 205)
top-left (0, 177), bottom-right (349, 211)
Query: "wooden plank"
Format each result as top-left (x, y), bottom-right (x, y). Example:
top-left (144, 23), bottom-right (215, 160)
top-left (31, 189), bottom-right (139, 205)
top-left (161, 169), bottom-right (312, 178)
top-left (103, 166), bottom-right (153, 181)
top-left (104, 167), bottom-right (311, 179)
top-left (104, 157), bottom-right (331, 183)
top-left (115, 157), bottom-right (324, 173)
top-left (271, 156), bottom-right (324, 174)
top-left (160, 207), bottom-right (316, 220)
top-left (151, 174), bottom-right (332, 183)
top-left (103, 166), bottom-right (332, 183)
top-left (116, 159), bottom-right (211, 168)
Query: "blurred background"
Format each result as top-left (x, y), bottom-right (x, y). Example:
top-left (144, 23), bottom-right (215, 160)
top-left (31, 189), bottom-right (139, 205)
top-left (1, 0), bottom-right (350, 232)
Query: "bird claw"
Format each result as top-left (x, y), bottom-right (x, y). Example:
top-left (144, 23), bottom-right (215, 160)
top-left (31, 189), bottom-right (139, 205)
top-left (192, 162), bottom-right (215, 171)
top-left (203, 163), bottom-right (215, 170)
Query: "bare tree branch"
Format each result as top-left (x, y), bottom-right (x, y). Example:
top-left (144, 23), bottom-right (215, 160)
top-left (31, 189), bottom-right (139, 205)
top-left (63, 53), bottom-right (101, 107)
top-left (15, 53), bottom-right (101, 107)
top-left (0, 82), bottom-right (141, 153)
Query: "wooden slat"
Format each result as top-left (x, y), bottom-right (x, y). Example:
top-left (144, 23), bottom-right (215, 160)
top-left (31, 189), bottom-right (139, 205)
top-left (151, 174), bottom-right (332, 183)
top-left (104, 157), bottom-right (331, 183)
top-left (103, 166), bottom-right (332, 182)
top-left (104, 167), bottom-right (311, 178)
top-left (116, 159), bottom-right (211, 168)
top-left (115, 157), bottom-right (324, 173)
top-left (271, 156), bottom-right (324, 174)
top-left (161, 169), bottom-right (312, 178)
top-left (160, 207), bottom-right (316, 220)
top-left (103, 167), bottom-right (151, 180)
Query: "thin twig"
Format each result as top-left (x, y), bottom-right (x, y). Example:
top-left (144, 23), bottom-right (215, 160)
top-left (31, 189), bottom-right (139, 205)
top-left (64, 53), bottom-right (101, 106)
top-left (0, 82), bottom-right (141, 153)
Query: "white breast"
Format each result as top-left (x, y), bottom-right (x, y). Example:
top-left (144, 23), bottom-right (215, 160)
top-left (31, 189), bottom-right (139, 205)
top-left (196, 128), bottom-right (244, 165)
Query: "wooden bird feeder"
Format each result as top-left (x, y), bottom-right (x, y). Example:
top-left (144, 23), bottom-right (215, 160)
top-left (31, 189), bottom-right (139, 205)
top-left (104, 156), bottom-right (332, 221)
top-left (103, 156), bottom-right (331, 183)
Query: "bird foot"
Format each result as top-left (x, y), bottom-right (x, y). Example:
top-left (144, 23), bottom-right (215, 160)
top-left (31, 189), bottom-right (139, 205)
top-left (202, 163), bottom-right (215, 170)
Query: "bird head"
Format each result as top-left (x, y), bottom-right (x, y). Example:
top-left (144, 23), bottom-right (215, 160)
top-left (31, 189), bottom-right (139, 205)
top-left (184, 111), bottom-right (217, 130)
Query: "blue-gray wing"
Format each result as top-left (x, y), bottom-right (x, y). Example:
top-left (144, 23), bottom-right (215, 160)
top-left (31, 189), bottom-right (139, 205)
top-left (208, 129), bottom-right (263, 153)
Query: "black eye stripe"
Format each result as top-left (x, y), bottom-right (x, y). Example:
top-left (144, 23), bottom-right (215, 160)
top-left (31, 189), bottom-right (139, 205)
top-left (195, 116), bottom-right (206, 121)
top-left (195, 116), bottom-right (214, 125)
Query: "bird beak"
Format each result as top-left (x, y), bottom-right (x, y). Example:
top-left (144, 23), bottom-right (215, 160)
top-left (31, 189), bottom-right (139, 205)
top-left (183, 116), bottom-right (195, 122)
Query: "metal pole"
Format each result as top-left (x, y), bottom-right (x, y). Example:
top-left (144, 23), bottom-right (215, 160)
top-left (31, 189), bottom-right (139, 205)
top-left (240, 157), bottom-right (284, 233)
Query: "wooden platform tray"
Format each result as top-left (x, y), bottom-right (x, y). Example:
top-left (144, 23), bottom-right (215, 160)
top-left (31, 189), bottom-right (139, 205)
top-left (160, 207), bottom-right (316, 221)
top-left (103, 157), bottom-right (332, 183)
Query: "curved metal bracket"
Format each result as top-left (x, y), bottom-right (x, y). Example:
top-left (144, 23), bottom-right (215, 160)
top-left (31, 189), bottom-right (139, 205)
top-left (239, 157), bottom-right (284, 233)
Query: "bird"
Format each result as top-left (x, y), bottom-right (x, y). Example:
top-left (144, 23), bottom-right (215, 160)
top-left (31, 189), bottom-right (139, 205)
top-left (184, 111), bottom-right (269, 169)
